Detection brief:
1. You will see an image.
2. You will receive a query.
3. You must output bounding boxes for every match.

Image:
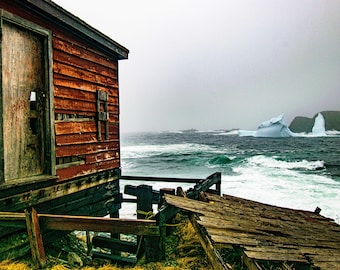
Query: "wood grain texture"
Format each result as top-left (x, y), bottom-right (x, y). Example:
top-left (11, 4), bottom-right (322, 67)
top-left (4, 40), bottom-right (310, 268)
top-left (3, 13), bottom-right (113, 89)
top-left (165, 193), bottom-right (340, 269)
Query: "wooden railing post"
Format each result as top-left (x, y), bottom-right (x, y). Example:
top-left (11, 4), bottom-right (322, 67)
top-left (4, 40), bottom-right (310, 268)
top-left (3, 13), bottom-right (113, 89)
top-left (136, 185), bottom-right (153, 219)
top-left (25, 207), bottom-right (46, 269)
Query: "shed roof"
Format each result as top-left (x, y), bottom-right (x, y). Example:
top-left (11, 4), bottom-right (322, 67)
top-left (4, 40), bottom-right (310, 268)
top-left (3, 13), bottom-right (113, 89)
top-left (165, 192), bottom-right (340, 269)
top-left (16, 0), bottom-right (129, 60)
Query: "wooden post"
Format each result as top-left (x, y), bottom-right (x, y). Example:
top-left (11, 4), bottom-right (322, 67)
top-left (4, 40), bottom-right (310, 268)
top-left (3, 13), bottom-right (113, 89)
top-left (134, 185), bottom-right (153, 259)
top-left (136, 185), bottom-right (153, 219)
top-left (110, 210), bottom-right (120, 255)
top-left (25, 207), bottom-right (46, 269)
top-left (215, 172), bottom-right (222, 195)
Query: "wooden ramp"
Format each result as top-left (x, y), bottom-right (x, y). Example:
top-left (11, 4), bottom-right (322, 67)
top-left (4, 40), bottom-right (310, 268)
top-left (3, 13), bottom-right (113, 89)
top-left (164, 192), bottom-right (340, 270)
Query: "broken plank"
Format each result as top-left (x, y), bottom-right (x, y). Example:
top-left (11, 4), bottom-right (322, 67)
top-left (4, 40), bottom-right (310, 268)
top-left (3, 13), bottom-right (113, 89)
top-left (190, 214), bottom-right (231, 270)
top-left (38, 214), bottom-right (159, 236)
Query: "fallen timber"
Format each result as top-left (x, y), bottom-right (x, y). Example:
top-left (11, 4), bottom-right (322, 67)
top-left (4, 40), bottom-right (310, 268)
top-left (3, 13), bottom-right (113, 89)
top-left (0, 172), bottom-right (222, 268)
top-left (164, 192), bottom-right (340, 270)
top-left (2, 171), bottom-right (339, 269)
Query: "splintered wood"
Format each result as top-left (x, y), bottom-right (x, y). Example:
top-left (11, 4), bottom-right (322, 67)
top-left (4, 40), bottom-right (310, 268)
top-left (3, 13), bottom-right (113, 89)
top-left (164, 193), bottom-right (340, 270)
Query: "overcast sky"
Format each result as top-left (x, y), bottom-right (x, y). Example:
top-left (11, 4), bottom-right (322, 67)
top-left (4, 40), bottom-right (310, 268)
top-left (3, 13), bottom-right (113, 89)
top-left (55, 0), bottom-right (340, 132)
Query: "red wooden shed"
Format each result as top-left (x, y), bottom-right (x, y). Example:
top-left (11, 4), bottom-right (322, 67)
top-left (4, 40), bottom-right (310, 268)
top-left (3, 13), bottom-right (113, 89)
top-left (0, 0), bottom-right (128, 259)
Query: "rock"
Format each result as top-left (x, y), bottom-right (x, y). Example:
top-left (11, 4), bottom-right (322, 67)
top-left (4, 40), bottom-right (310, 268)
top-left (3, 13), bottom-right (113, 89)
top-left (67, 251), bottom-right (83, 267)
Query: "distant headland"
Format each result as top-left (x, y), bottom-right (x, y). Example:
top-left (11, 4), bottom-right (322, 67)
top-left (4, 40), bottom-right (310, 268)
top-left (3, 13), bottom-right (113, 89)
top-left (289, 111), bottom-right (340, 132)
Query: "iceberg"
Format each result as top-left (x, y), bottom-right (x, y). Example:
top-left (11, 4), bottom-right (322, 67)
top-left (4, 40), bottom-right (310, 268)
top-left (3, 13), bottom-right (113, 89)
top-left (311, 113), bottom-right (326, 136)
top-left (238, 113), bottom-right (326, 138)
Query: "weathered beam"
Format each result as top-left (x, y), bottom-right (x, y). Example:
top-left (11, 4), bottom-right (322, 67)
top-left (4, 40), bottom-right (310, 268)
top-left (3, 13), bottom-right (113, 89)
top-left (186, 172), bottom-right (222, 199)
top-left (0, 170), bottom-right (120, 212)
top-left (92, 236), bottom-right (137, 254)
top-left (38, 214), bottom-right (159, 236)
top-left (52, 36), bottom-right (118, 70)
top-left (190, 214), bottom-right (231, 270)
top-left (0, 212), bottom-right (159, 236)
top-left (25, 208), bottom-right (46, 269)
top-left (0, 212), bottom-right (26, 228)
top-left (121, 175), bottom-right (203, 184)
top-left (173, 186), bottom-right (229, 270)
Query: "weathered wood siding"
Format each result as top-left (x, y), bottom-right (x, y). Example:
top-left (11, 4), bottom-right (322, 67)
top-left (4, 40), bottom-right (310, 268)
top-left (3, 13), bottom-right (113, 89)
top-left (2, 20), bottom-right (45, 180)
top-left (0, 1), bottom-right (122, 182)
top-left (52, 32), bottom-right (120, 181)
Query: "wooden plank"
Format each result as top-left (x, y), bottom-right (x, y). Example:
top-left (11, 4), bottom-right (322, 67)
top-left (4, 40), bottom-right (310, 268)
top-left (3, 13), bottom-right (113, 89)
top-left (54, 85), bottom-right (119, 105)
top-left (55, 98), bottom-right (118, 116)
top-left (190, 215), bottom-right (231, 270)
top-left (198, 216), bottom-right (340, 241)
top-left (207, 227), bottom-right (340, 249)
top-left (56, 140), bottom-right (119, 157)
top-left (25, 208), bottom-right (46, 269)
top-left (54, 85), bottom-right (96, 103)
top-left (314, 262), bottom-right (340, 269)
top-left (56, 159), bottom-right (120, 181)
top-left (85, 151), bottom-right (119, 164)
top-left (56, 133), bottom-right (98, 145)
top-left (120, 175), bottom-right (204, 184)
top-left (243, 249), bottom-right (307, 262)
top-left (39, 214), bottom-right (159, 236)
top-left (55, 127), bottom-right (119, 145)
top-left (55, 121), bottom-right (97, 135)
top-left (0, 212), bottom-right (26, 228)
top-left (54, 97), bottom-right (96, 113)
top-left (165, 192), bottom-right (340, 269)
top-left (168, 193), bottom-right (340, 235)
top-left (52, 35), bottom-right (118, 70)
top-left (53, 61), bottom-right (117, 87)
top-left (0, 171), bottom-right (119, 211)
top-left (220, 194), bottom-right (336, 225)
top-left (54, 75), bottom-right (118, 93)
top-left (53, 49), bottom-right (117, 78)
top-left (36, 180), bottom-right (120, 215)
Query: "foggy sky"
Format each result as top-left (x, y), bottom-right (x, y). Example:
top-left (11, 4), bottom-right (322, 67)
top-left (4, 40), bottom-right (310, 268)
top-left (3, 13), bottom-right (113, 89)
top-left (54, 0), bottom-right (340, 132)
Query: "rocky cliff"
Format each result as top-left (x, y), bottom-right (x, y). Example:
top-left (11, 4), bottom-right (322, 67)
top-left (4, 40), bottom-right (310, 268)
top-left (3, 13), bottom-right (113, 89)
top-left (289, 111), bottom-right (340, 132)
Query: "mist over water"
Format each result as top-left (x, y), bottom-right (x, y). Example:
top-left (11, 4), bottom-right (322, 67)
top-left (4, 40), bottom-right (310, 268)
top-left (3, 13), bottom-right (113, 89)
top-left (121, 131), bottom-right (340, 223)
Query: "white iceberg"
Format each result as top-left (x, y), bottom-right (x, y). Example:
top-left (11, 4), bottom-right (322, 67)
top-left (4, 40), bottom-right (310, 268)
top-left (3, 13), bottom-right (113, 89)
top-left (238, 113), bottom-right (326, 138)
top-left (311, 113), bottom-right (326, 136)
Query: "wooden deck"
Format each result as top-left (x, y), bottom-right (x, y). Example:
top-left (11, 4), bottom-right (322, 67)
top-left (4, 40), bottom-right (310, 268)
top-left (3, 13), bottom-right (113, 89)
top-left (165, 192), bottom-right (340, 269)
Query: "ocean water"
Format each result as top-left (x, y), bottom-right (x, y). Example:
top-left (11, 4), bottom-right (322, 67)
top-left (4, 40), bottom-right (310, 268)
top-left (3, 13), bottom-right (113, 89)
top-left (120, 131), bottom-right (340, 223)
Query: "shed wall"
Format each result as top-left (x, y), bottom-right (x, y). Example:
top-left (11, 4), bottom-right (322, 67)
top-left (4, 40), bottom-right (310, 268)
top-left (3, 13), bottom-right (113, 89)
top-left (0, 1), bottom-right (121, 182)
top-left (53, 31), bottom-right (120, 181)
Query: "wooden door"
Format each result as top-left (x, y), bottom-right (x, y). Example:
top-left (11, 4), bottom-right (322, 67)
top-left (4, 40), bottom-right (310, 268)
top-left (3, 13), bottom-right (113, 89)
top-left (2, 20), bottom-right (46, 181)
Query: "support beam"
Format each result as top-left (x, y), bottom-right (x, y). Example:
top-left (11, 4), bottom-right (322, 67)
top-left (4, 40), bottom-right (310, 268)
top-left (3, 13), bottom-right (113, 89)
top-left (39, 214), bottom-right (159, 236)
top-left (0, 212), bottom-right (159, 236)
top-left (25, 208), bottom-right (46, 269)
